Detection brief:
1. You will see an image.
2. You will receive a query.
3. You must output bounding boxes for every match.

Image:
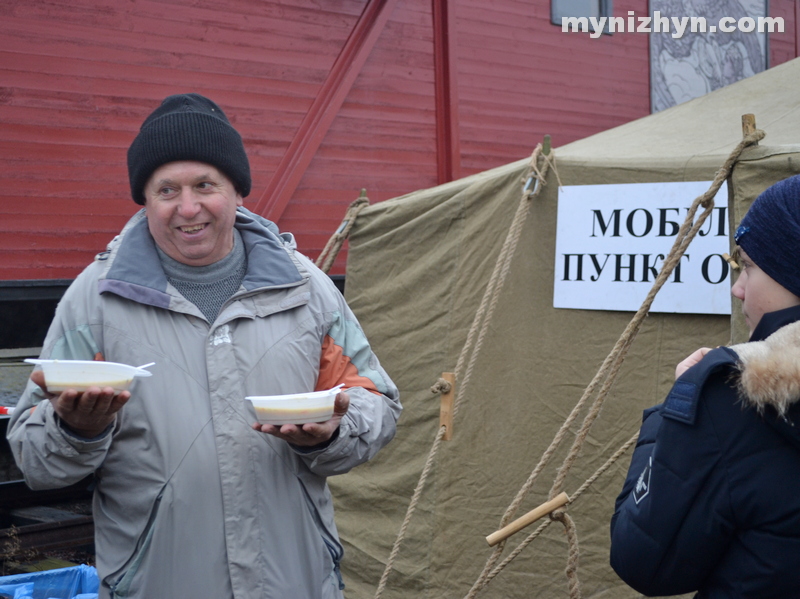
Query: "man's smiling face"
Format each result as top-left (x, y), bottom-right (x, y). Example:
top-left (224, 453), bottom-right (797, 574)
top-left (143, 161), bottom-right (243, 266)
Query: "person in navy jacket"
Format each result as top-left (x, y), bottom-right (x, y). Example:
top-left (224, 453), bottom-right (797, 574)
top-left (610, 174), bottom-right (800, 598)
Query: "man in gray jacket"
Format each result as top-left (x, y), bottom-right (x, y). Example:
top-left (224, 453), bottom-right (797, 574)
top-left (8, 93), bottom-right (402, 598)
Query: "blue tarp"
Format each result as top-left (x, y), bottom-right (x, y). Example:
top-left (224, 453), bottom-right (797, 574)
top-left (0, 565), bottom-right (98, 599)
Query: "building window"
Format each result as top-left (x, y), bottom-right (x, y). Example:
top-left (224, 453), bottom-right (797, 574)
top-left (551, 0), bottom-right (614, 35)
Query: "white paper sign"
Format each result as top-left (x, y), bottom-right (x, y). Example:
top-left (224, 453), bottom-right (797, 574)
top-left (554, 181), bottom-right (731, 314)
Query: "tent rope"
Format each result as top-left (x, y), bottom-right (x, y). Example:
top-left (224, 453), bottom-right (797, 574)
top-left (551, 511), bottom-right (581, 599)
top-left (453, 146), bottom-right (556, 418)
top-left (374, 425), bottom-right (447, 597)
top-left (477, 432), bottom-right (639, 591)
top-left (465, 129), bottom-right (765, 599)
top-left (315, 190), bottom-right (370, 274)
top-left (373, 144), bottom-right (555, 599)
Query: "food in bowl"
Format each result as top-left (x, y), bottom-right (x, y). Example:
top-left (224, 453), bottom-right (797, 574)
top-left (247, 385), bottom-right (344, 425)
top-left (25, 359), bottom-right (154, 393)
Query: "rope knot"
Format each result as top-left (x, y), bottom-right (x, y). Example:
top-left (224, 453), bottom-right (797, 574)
top-left (522, 145), bottom-right (550, 200)
top-left (430, 378), bottom-right (452, 395)
top-left (549, 510), bottom-right (582, 599)
top-left (315, 192), bottom-right (370, 273)
top-left (744, 129), bottom-right (766, 145)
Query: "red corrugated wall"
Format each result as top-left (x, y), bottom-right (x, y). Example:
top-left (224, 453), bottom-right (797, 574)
top-left (0, 0), bottom-right (796, 280)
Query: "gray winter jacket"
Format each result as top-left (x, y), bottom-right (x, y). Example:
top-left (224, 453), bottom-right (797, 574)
top-left (7, 208), bottom-right (401, 599)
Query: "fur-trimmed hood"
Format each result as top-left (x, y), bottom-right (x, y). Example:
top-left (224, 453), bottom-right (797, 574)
top-left (731, 320), bottom-right (800, 417)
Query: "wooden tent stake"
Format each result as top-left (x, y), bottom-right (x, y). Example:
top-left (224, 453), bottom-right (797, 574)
top-left (485, 492), bottom-right (570, 547)
top-left (439, 372), bottom-right (456, 440)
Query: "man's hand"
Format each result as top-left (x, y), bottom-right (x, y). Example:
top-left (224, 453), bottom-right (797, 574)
top-left (675, 347), bottom-right (712, 379)
top-left (31, 370), bottom-right (131, 438)
top-left (252, 391), bottom-right (350, 447)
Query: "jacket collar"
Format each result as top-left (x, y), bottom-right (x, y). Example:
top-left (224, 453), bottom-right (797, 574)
top-left (749, 304), bottom-right (800, 342)
top-left (731, 305), bottom-right (800, 417)
top-left (98, 208), bottom-right (305, 308)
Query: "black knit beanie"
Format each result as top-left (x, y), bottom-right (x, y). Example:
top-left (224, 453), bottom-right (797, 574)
top-left (127, 93), bottom-right (251, 204)
top-left (734, 174), bottom-right (800, 297)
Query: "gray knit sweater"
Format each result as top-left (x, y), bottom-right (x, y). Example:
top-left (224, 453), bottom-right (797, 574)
top-left (156, 229), bottom-right (247, 323)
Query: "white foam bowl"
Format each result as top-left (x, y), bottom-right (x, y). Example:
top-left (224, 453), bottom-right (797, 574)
top-left (247, 385), bottom-right (344, 425)
top-left (25, 359), bottom-right (153, 393)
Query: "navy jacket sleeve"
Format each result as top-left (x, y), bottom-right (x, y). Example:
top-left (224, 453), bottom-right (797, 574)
top-left (609, 348), bottom-right (738, 596)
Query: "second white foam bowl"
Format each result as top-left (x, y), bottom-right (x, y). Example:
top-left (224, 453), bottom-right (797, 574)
top-left (246, 385), bottom-right (344, 425)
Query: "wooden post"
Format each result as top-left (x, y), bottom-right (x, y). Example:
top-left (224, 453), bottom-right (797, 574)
top-left (485, 492), bottom-right (570, 546)
top-left (439, 372), bottom-right (456, 441)
top-left (433, 0), bottom-right (461, 184)
top-left (253, 0), bottom-right (400, 221)
top-left (742, 114), bottom-right (757, 140)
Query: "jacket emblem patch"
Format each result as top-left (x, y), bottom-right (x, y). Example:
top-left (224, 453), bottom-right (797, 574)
top-left (211, 324), bottom-right (232, 346)
top-left (633, 456), bottom-right (652, 504)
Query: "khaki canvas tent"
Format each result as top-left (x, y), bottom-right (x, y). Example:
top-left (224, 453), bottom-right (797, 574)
top-left (330, 57), bottom-right (800, 599)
